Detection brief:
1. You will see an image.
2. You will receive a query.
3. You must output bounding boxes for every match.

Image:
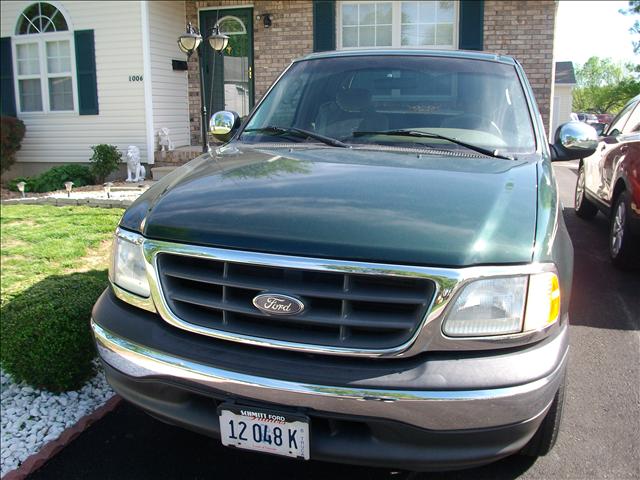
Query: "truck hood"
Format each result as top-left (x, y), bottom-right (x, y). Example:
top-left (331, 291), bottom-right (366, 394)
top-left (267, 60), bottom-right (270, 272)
top-left (123, 144), bottom-right (538, 267)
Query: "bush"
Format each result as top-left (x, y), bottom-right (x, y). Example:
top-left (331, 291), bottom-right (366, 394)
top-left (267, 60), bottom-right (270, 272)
top-left (31, 164), bottom-right (95, 192)
top-left (0, 270), bottom-right (107, 392)
top-left (90, 144), bottom-right (121, 183)
top-left (7, 164), bottom-right (95, 193)
top-left (1, 116), bottom-right (26, 175)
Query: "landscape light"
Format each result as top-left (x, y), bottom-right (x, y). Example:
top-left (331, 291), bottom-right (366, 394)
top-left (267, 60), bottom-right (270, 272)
top-left (16, 181), bottom-right (26, 198)
top-left (104, 182), bottom-right (113, 199)
top-left (64, 181), bottom-right (74, 197)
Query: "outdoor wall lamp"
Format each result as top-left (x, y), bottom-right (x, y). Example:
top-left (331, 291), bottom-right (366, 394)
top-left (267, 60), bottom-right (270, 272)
top-left (256, 13), bottom-right (272, 28)
top-left (178, 22), bottom-right (229, 153)
top-left (64, 181), bottom-right (73, 197)
top-left (208, 24), bottom-right (229, 52)
top-left (177, 22), bottom-right (202, 58)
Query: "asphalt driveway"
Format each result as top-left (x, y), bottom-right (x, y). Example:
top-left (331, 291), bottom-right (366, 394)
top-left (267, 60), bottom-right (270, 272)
top-left (29, 161), bottom-right (640, 480)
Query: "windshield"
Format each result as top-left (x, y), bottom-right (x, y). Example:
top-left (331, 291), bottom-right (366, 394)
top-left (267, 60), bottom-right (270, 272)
top-left (241, 55), bottom-right (536, 153)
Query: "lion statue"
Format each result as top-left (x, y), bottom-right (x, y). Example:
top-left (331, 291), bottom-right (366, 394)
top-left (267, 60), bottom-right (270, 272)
top-left (125, 145), bottom-right (146, 182)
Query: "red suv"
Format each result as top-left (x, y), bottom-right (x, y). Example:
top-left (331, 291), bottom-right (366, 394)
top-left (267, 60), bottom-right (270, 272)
top-left (575, 95), bottom-right (640, 268)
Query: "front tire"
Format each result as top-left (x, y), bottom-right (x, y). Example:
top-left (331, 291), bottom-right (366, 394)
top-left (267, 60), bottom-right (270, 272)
top-left (575, 165), bottom-right (598, 219)
top-left (520, 373), bottom-right (566, 457)
top-left (610, 191), bottom-right (639, 269)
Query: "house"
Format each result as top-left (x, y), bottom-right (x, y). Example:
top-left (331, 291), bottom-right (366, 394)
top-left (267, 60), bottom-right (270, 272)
top-left (1, 1), bottom-right (558, 179)
top-left (0, 0), bottom-right (190, 179)
top-left (551, 61), bottom-right (577, 141)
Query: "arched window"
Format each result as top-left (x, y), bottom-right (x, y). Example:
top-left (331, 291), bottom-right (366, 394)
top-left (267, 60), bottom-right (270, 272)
top-left (13, 2), bottom-right (75, 113)
top-left (217, 16), bottom-right (247, 35)
top-left (16, 2), bottom-right (69, 35)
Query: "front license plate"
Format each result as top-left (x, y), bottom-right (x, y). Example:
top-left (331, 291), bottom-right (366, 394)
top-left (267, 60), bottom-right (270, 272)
top-left (218, 405), bottom-right (310, 460)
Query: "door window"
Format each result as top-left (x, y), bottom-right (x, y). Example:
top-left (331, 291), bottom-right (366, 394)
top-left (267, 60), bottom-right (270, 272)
top-left (219, 16), bottom-right (250, 116)
top-left (200, 8), bottom-right (254, 119)
top-left (622, 103), bottom-right (639, 134)
top-left (606, 101), bottom-right (635, 136)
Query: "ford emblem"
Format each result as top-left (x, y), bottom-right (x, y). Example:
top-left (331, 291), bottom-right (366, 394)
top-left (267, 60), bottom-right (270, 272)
top-left (252, 293), bottom-right (305, 316)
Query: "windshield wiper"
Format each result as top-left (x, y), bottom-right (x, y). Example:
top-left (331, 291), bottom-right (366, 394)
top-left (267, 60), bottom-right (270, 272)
top-left (244, 126), bottom-right (350, 148)
top-left (352, 129), bottom-right (515, 160)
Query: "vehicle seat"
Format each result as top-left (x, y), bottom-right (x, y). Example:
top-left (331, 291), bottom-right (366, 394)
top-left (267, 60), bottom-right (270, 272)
top-left (315, 88), bottom-right (388, 138)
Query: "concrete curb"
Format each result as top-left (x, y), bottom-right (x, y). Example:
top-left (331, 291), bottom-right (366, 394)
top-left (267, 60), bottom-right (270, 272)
top-left (2, 396), bottom-right (122, 480)
top-left (1, 197), bottom-right (132, 208)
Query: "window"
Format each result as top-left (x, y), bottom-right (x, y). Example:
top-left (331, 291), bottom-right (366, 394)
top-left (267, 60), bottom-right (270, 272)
top-left (622, 103), bottom-right (639, 134)
top-left (606, 101), bottom-right (635, 136)
top-left (338, 1), bottom-right (458, 49)
top-left (341, 3), bottom-right (392, 48)
top-left (217, 16), bottom-right (247, 35)
top-left (242, 56), bottom-right (536, 154)
top-left (13, 2), bottom-right (76, 113)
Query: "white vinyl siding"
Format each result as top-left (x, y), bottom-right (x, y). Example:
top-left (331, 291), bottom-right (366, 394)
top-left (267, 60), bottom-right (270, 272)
top-left (148, 0), bottom-right (190, 148)
top-left (550, 84), bottom-right (574, 141)
top-left (1, 0), bottom-right (148, 163)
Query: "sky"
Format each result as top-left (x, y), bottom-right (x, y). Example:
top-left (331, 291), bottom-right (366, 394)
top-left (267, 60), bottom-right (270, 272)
top-left (555, 0), bottom-right (638, 67)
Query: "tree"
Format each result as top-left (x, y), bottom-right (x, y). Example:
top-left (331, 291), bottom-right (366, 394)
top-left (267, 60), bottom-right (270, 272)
top-left (620, 1), bottom-right (640, 54)
top-left (572, 57), bottom-right (640, 114)
top-left (575, 57), bottom-right (625, 87)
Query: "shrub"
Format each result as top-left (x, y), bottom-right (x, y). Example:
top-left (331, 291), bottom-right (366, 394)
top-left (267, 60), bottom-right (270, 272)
top-left (7, 164), bottom-right (95, 193)
top-left (0, 270), bottom-right (107, 392)
top-left (0, 116), bottom-right (26, 175)
top-left (90, 144), bottom-right (121, 183)
top-left (31, 164), bottom-right (95, 192)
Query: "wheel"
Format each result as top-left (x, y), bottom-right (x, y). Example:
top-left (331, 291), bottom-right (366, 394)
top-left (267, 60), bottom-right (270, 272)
top-left (609, 191), bottom-right (639, 269)
top-left (520, 372), bottom-right (566, 457)
top-left (574, 165), bottom-right (598, 219)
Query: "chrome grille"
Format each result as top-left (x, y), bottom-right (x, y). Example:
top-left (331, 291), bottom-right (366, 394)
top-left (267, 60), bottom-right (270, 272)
top-left (156, 253), bottom-right (436, 350)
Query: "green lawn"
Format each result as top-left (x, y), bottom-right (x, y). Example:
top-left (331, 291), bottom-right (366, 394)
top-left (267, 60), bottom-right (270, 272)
top-left (1, 205), bottom-right (124, 390)
top-left (1, 205), bottom-right (123, 304)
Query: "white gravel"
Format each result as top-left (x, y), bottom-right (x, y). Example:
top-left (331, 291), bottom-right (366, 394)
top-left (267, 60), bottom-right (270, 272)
top-left (0, 367), bottom-right (114, 477)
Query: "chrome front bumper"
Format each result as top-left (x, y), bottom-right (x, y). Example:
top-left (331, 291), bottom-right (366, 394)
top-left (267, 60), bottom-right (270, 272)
top-left (93, 320), bottom-right (567, 431)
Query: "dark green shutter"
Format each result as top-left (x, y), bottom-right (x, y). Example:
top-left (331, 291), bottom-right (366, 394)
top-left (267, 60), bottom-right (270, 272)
top-left (459, 0), bottom-right (484, 51)
top-left (0, 37), bottom-right (17, 117)
top-left (313, 1), bottom-right (335, 52)
top-left (74, 30), bottom-right (99, 115)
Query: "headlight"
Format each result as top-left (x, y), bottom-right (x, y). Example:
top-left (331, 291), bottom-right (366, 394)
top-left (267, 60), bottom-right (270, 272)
top-left (442, 271), bottom-right (560, 337)
top-left (109, 230), bottom-right (150, 298)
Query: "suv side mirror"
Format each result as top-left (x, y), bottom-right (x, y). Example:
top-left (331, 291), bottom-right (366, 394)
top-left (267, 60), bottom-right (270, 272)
top-left (550, 121), bottom-right (598, 161)
top-left (210, 110), bottom-right (241, 143)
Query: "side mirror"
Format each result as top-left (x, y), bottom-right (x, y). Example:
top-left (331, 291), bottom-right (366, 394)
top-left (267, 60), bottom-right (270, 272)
top-left (550, 121), bottom-right (598, 161)
top-left (210, 110), bottom-right (241, 143)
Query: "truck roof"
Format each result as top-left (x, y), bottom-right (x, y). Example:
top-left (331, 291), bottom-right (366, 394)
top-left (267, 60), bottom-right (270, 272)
top-left (296, 49), bottom-right (517, 65)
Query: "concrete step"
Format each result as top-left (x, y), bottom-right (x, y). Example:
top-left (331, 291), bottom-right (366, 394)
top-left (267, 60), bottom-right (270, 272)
top-left (151, 166), bottom-right (177, 181)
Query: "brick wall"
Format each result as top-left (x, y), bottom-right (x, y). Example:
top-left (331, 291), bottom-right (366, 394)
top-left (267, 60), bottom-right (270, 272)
top-left (186, 1), bottom-right (557, 145)
top-left (185, 1), bottom-right (313, 145)
top-left (483, 1), bottom-right (557, 136)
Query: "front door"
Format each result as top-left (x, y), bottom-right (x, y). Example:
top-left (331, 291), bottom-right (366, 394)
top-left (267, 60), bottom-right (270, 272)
top-left (200, 8), bottom-right (254, 121)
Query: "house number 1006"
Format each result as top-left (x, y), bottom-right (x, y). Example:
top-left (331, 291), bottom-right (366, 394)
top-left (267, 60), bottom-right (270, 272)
top-left (129, 75), bottom-right (143, 82)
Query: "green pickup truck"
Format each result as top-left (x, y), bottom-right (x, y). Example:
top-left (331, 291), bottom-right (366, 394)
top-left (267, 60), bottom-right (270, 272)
top-left (92, 50), bottom-right (598, 471)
